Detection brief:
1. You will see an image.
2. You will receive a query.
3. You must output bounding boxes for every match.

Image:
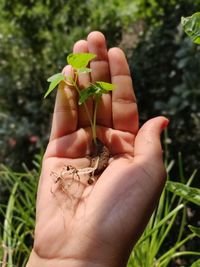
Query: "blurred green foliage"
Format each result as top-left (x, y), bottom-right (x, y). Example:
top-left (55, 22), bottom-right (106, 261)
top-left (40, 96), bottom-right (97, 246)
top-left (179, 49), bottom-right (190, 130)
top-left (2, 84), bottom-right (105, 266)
top-left (182, 12), bottom-right (200, 44)
top-left (0, 0), bottom-right (137, 168)
top-left (129, 0), bottom-right (200, 176)
top-left (0, 0), bottom-right (200, 176)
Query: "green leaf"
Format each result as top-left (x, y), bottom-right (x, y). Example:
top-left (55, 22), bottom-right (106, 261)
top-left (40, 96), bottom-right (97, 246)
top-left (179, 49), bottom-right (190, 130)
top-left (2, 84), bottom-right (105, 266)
top-left (67, 53), bottom-right (96, 69)
top-left (77, 67), bottom-right (92, 73)
top-left (95, 81), bottom-right (116, 91)
top-left (78, 86), bottom-right (96, 105)
top-left (191, 259), bottom-right (200, 267)
top-left (189, 225), bottom-right (200, 238)
top-left (166, 181), bottom-right (200, 206)
top-left (47, 73), bottom-right (65, 82)
top-left (181, 12), bottom-right (200, 44)
top-left (44, 73), bottom-right (65, 98)
top-left (78, 81), bottom-right (116, 105)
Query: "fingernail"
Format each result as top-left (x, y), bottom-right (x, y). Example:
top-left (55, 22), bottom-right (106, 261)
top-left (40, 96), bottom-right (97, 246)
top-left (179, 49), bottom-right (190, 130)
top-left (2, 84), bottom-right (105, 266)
top-left (161, 118), bottom-right (169, 130)
top-left (62, 65), bottom-right (73, 76)
top-left (62, 66), bottom-right (74, 86)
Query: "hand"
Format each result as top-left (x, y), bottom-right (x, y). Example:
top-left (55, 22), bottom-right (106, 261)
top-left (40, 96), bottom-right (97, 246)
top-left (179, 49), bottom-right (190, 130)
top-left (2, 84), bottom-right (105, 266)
top-left (27, 31), bottom-right (168, 267)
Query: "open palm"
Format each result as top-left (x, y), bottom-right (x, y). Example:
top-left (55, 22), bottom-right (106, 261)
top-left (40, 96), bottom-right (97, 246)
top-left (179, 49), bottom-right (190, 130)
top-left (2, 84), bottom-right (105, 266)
top-left (28, 32), bottom-right (168, 267)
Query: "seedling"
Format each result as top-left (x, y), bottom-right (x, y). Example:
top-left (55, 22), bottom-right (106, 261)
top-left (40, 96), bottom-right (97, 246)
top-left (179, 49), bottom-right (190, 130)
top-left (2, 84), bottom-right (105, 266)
top-left (45, 53), bottom-right (115, 144)
top-left (45, 53), bottom-right (115, 184)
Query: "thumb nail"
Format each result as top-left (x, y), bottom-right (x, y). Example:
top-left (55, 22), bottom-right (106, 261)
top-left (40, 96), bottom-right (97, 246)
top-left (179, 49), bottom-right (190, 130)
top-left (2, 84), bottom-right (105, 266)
top-left (161, 118), bottom-right (169, 130)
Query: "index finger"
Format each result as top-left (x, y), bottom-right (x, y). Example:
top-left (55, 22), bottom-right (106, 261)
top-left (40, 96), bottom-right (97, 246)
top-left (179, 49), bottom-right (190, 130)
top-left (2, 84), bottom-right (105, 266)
top-left (49, 65), bottom-right (78, 141)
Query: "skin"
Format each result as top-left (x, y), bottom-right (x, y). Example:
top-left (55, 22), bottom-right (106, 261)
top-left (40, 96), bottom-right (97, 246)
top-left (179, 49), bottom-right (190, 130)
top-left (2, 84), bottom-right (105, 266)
top-left (27, 31), bottom-right (169, 267)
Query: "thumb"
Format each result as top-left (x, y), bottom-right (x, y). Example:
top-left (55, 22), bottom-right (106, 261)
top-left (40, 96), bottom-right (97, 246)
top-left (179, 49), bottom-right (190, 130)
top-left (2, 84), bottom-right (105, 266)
top-left (134, 116), bottom-right (169, 166)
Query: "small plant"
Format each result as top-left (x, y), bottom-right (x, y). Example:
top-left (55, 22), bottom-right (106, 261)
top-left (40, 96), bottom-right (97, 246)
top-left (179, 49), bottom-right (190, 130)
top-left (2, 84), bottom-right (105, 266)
top-left (45, 53), bottom-right (115, 144)
top-left (45, 53), bottom-right (115, 184)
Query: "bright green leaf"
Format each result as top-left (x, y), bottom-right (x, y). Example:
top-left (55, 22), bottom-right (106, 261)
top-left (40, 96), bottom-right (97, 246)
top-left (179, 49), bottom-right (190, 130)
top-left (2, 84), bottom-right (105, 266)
top-left (166, 181), bottom-right (200, 206)
top-left (44, 73), bottom-right (65, 98)
top-left (78, 86), bottom-right (96, 105)
top-left (189, 225), bottom-right (200, 238)
top-left (90, 81), bottom-right (115, 96)
top-left (181, 12), bottom-right (200, 44)
top-left (95, 81), bottom-right (116, 91)
top-left (78, 81), bottom-right (116, 104)
top-left (47, 73), bottom-right (65, 82)
top-left (67, 53), bottom-right (96, 69)
top-left (77, 67), bottom-right (92, 74)
top-left (191, 259), bottom-right (200, 267)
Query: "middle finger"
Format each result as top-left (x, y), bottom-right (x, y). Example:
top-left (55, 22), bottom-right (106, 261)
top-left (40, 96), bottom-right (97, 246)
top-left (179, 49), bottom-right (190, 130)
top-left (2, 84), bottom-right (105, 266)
top-left (87, 31), bottom-right (112, 128)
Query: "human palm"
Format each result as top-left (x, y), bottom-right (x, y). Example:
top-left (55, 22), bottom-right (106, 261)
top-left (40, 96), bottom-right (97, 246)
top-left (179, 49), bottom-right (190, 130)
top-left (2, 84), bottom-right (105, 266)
top-left (28, 32), bottom-right (168, 267)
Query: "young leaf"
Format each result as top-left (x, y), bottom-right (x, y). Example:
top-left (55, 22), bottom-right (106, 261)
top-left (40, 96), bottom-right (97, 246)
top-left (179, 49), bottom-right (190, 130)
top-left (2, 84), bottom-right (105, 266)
top-left (78, 81), bottom-right (116, 105)
top-left (47, 73), bottom-right (65, 82)
top-left (44, 73), bottom-right (65, 98)
top-left (188, 225), bottom-right (200, 238)
top-left (191, 259), bottom-right (200, 267)
top-left (181, 12), bottom-right (200, 44)
top-left (67, 53), bottom-right (96, 69)
top-left (95, 81), bottom-right (116, 91)
top-left (166, 181), bottom-right (200, 206)
top-left (78, 86), bottom-right (96, 105)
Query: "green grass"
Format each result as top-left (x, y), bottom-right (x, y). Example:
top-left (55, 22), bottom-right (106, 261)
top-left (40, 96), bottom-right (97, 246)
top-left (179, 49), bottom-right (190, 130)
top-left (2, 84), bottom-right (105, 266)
top-left (0, 152), bottom-right (200, 267)
top-left (0, 155), bottom-right (41, 267)
top-left (128, 133), bottom-right (200, 267)
top-left (128, 158), bottom-right (200, 267)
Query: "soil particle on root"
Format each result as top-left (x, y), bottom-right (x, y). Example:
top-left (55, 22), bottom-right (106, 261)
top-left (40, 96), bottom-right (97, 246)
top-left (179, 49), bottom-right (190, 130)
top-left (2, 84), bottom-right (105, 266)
top-left (87, 138), bottom-right (110, 184)
top-left (51, 139), bottom-right (110, 188)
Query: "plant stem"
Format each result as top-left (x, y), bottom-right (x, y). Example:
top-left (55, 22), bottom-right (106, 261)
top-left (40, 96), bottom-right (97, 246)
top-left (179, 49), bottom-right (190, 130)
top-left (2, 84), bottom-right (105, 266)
top-left (71, 79), bottom-right (92, 125)
top-left (92, 96), bottom-right (99, 145)
top-left (71, 77), bottom-right (96, 143)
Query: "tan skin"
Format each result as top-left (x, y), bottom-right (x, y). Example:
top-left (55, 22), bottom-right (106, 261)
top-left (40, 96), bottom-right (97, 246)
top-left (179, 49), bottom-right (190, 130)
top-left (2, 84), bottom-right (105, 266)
top-left (27, 31), bottom-right (169, 267)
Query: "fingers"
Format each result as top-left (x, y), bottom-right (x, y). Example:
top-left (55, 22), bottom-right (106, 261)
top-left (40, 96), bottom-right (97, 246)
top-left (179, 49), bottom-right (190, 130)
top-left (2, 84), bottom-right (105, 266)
top-left (49, 65), bottom-right (78, 141)
top-left (109, 48), bottom-right (138, 134)
top-left (50, 31), bottom-right (139, 142)
top-left (134, 116), bottom-right (169, 178)
top-left (73, 40), bottom-right (93, 128)
top-left (87, 31), bottom-right (112, 127)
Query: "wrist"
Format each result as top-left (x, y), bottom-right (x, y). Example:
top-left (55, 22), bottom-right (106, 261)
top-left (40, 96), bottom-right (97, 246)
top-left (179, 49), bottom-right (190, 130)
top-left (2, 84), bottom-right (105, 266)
top-left (26, 249), bottom-right (120, 267)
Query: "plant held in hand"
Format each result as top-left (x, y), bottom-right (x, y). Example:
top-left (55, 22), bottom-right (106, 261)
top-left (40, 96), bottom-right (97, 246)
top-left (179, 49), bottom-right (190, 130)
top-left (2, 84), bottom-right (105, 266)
top-left (44, 53), bottom-right (115, 184)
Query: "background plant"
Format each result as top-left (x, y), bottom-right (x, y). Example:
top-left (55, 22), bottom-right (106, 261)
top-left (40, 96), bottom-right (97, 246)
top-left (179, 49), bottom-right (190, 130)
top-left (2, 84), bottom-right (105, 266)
top-left (0, 155), bottom-right (41, 267)
top-left (129, 0), bottom-right (200, 178)
top-left (128, 153), bottom-right (200, 267)
top-left (181, 12), bottom-right (200, 45)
